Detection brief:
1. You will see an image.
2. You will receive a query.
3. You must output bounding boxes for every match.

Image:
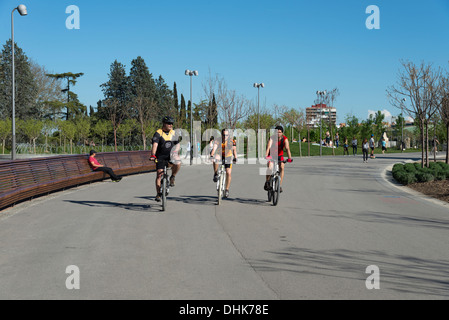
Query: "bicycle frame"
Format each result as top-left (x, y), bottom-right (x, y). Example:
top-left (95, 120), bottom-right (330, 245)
top-left (216, 158), bottom-right (227, 205)
top-left (155, 159), bottom-right (171, 211)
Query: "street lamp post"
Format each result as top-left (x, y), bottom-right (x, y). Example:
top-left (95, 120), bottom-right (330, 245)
top-left (401, 98), bottom-right (406, 152)
top-left (185, 69), bottom-right (198, 166)
top-left (11, 4), bottom-right (28, 160)
top-left (253, 83), bottom-right (264, 133)
top-left (316, 90), bottom-right (327, 157)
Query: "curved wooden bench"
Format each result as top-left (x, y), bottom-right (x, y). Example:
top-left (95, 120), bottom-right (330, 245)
top-left (0, 151), bottom-right (155, 210)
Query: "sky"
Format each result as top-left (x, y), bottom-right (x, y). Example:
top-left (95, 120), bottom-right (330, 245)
top-left (1, 0), bottom-right (449, 124)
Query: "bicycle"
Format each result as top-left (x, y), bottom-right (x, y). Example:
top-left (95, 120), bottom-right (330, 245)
top-left (266, 158), bottom-right (290, 206)
top-left (151, 158), bottom-right (171, 211)
top-left (215, 158), bottom-right (227, 205)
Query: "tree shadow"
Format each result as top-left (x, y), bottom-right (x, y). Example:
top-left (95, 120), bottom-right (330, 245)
top-left (63, 199), bottom-right (160, 213)
top-left (250, 246), bottom-right (449, 298)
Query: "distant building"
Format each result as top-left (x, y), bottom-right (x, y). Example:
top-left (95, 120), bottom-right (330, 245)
top-left (306, 104), bottom-right (337, 128)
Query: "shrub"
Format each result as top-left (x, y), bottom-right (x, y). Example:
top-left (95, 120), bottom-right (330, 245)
top-left (404, 163), bottom-right (417, 173)
top-left (392, 163), bottom-right (405, 174)
top-left (416, 171), bottom-right (435, 183)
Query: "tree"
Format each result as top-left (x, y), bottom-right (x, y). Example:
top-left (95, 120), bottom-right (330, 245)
top-left (155, 75), bottom-right (174, 117)
top-left (326, 88), bottom-right (339, 155)
top-left (59, 120), bottom-right (76, 154)
top-left (129, 56), bottom-right (157, 150)
top-left (0, 118), bottom-right (11, 154)
top-left (100, 60), bottom-right (131, 151)
top-left (0, 39), bottom-right (38, 120)
top-left (29, 60), bottom-right (65, 120)
top-left (179, 94), bottom-right (187, 129)
top-left (93, 119), bottom-right (111, 151)
top-left (387, 61), bottom-right (443, 167)
top-left (46, 72), bottom-right (84, 120)
top-left (19, 119), bottom-right (43, 153)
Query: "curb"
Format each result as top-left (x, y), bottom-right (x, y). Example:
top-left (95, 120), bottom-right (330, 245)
top-left (380, 159), bottom-right (449, 209)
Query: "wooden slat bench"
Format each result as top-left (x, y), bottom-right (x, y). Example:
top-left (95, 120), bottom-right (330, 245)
top-left (0, 151), bottom-right (155, 211)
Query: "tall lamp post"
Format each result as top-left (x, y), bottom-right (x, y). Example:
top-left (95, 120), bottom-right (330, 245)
top-left (316, 90), bottom-right (327, 157)
top-left (11, 4), bottom-right (28, 160)
top-left (401, 98), bottom-right (406, 152)
top-left (185, 69), bottom-right (198, 165)
top-left (253, 83), bottom-right (264, 133)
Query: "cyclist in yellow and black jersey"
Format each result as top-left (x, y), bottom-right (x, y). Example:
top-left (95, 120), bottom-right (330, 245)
top-left (149, 116), bottom-right (181, 202)
top-left (210, 128), bottom-right (237, 198)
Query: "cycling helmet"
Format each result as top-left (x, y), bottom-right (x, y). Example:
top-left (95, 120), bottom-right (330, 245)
top-left (162, 116), bottom-right (175, 124)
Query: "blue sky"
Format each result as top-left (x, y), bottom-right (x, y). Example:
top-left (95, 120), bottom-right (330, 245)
top-left (1, 0), bottom-right (449, 124)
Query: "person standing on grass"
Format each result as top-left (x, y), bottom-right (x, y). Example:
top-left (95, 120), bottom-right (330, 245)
top-left (343, 137), bottom-right (349, 156)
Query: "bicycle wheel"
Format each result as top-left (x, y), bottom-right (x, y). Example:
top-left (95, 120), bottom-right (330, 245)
top-left (272, 176), bottom-right (280, 206)
top-left (161, 173), bottom-right (167, 211)
top-left (217, 171), bottom-right (224, 205)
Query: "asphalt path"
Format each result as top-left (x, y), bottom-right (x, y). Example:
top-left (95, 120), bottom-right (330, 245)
top-left (0, 152), bottom-right (448, 300)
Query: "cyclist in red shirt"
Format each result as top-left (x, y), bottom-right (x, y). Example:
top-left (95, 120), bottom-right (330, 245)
top-left (264, 126), bottom-right (292, 193)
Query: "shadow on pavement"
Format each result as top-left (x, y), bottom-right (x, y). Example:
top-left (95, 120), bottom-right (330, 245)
top-left (63, 199), bottom-right (160, 213)
top-left (250, 246), bottom-right (449, 298)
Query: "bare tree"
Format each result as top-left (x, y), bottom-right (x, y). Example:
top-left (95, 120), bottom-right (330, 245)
top-left (214, 75), bottom-right (250, 129)
top-left (325, 88), bottom-right (339, 155)
top-left (439, 76), bottom-right (449, 163)
top-left (387, 60), bottom-right (443, 167)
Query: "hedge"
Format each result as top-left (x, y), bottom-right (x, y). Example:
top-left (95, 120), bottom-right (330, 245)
top-left (392, 162), bottom-right (448, 185)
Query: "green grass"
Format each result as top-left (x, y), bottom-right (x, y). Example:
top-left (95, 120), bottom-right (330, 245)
top-left (289, 142), bottom-right (422, 157)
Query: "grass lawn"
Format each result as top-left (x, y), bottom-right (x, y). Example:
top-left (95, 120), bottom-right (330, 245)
top-left (289, 142), bottom-right (422, 157)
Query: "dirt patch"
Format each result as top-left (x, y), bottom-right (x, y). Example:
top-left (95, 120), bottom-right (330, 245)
top-left (407, 180), bottom-right (449, 204)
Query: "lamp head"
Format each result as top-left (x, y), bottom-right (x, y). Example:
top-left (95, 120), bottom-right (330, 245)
top-left (17, 4), bottom-right (27, 16)
top-left (193, 70), bottom-right (198, 76)
top-left (185, 69), bottom-right (190, 76)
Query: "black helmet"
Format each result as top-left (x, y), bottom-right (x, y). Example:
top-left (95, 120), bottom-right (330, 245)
top-left (162, 116), bottom-right (175, 124)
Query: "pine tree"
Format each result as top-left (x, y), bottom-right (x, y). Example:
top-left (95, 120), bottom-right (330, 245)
top-left (180, 94), bottom-right (186, 128)
top-left (46, 72), bottom-right (84, 120)
top-left (129, 56), bottom-right (157, 149)
top-left (0, 39), bottom-right (37, 120)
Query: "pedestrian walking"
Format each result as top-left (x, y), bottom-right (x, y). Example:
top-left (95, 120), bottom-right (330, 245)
top-left (362, 138), bottom-right (369, 163)
top-left (369, 134), bottom-right (375, 158)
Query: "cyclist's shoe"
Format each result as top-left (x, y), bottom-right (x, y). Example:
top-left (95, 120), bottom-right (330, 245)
top-left (112, 177), bottom-right (122, 182)
top-left (169, 175), bottom-right (176, 187)
top-left (155, 193), bottom-right (162, 202)
top-left (213, 172), bottom-right (218, 182)
top-left (224, 189), bottom-right (229, 198)
top-left (280, 187), bottom-right (283, 193)
top-left (264, 181), bottom-right (270, 191)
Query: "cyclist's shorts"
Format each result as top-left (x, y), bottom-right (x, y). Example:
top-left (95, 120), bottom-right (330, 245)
top-left (215, 156), bottom-right (233, 169)
top-left (269, 156), bottom-right (284, 162)
top-left (156, 155), bottom-right (171, 170)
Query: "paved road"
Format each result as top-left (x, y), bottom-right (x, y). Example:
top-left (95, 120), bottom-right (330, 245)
top-left (0, 152), bottom-right (448, 300)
